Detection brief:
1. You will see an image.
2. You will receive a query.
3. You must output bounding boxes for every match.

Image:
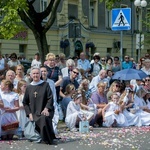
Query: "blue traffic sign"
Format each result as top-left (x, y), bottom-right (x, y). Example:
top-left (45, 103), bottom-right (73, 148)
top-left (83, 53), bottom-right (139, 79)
top-left (112, 8), bottom-right (131, 31)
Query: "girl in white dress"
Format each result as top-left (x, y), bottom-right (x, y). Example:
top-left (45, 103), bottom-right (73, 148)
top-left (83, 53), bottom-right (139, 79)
top-left (119, 88), bottom-right (142, 127)
top-left (0, 79), bottom-right (19, 140)
top-left (65, 91), bottom-right (94, 132)
top-left (134, 87), bottom-right (150, 125)
top-left (16, 80), bottom-right (28, 136)
top-left (102, 93), bottom-right (128, 127)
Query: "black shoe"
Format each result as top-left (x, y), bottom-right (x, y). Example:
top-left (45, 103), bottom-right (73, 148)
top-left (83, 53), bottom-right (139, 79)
top-left (51, 141), bottom-right (57, 145)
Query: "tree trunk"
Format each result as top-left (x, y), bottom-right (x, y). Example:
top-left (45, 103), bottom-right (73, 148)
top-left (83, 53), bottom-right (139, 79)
top-left (33, 32), bottom-right (49, 65)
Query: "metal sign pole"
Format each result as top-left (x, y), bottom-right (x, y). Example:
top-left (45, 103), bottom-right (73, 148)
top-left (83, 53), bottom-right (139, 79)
top-left (120, 31), bottom-right (123, 70)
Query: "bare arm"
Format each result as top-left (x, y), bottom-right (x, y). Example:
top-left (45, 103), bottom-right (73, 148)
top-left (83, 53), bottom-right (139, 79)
top-left (102, 103), bottom-right (110, 122)
top-left (55, 75), bottom-right (62, 87)
top-left (97, 103), bottom-right (107, 109)
top-left (5, 100), bottom-right (19, 112)
top-left (59, 87), bottom-right (66, 98)
top-left (80, 103), bottom-right (89, 110)
top-left (0, 100), bottom-right (4, 108)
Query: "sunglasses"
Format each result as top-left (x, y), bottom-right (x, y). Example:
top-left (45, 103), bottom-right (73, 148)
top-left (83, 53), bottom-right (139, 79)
top-left (115, 85), bottom-right (120, 88)
top-left (73, 71), bottom-right (79, 75)
top-left (145, 79), bottom-right (150, 81)
top-left (101, 59), bottom-right (105, 61)
top-left (125, 57), bottom-right (129, 59)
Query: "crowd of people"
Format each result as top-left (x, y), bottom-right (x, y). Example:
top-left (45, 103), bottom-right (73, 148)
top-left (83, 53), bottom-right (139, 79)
top-left (0, 51), bottom-right (150, 145)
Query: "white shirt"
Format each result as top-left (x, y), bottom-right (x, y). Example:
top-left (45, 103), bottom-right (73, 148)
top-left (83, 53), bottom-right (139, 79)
top-left (31, 59), bottom-right (41, 68)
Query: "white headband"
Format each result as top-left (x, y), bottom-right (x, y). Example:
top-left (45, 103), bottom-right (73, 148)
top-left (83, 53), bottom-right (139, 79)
top-left (76, 94), bottom-right (82, 99)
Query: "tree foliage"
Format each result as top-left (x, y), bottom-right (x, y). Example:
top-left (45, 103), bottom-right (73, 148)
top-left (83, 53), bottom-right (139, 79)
top-left (100, 0), bottom-right (134, 9)
top-left (0, 0), bottom-right (28, 39)
top-left (0, 0), bottom-right (61, 63)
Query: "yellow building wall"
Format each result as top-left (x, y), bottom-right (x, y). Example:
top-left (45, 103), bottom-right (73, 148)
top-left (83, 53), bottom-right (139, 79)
top-left (0, 0), bottom-right (149, 61)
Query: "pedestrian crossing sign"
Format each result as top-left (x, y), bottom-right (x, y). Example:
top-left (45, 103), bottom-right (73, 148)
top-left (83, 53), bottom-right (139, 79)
top-left (111, 8), bottom-right (131, 31)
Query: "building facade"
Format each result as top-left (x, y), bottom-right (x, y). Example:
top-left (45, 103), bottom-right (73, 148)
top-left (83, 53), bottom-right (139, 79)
top-left (0, 0), bottom-right (150, 62)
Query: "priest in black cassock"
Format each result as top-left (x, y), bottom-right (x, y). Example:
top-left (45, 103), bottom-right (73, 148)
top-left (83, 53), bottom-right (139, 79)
top-left (23, 67), bottom-right (56, 144)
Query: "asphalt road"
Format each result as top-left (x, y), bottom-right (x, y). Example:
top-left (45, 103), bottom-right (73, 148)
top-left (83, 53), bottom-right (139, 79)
top-left (1, 125), bottom-right (150, 150)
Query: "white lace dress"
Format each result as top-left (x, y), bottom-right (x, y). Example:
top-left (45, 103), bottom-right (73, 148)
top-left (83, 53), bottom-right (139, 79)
top-left (103, 101), bottom-right (128, 127)
top-left (65, 101), bottom-right (80, 130)
top-left (134, 95), bottom-right (150, 126)
top-left (1, 91), bottom-right (19, 136)
top-left (122, 96), bottom-right (142, 127)
top-left (16, 94), bottom-right (28, 131)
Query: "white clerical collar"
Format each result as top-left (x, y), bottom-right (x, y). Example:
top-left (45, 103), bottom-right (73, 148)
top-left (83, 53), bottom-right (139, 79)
top-left (30, 80), bottom-right (44, 85)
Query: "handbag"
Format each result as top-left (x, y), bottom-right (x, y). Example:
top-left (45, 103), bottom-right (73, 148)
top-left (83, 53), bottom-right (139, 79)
top-left (24, 121), bottom-right (41, 143)
top-left (79, 121), bottom-right (89, 133)
top-left (1, 121), bottom-right (19, 131)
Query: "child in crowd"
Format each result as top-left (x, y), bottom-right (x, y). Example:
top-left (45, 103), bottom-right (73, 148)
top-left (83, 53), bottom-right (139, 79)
top-left (78, 79), bottom-right (97, 126)
top-left (102, 93), bottom-right (128, 127)
top-left (61, 84), bottom-right (75, 118)
top-left (65, 90), bottom-right (94, 132)
top-left (134, 87), bottom-right (150, 125)
top-left (16, 80), bottom-right (28, 137)
top-left (0, 79), bottom-right (19, 140)
top-left (119, 88), bottom-right (142, 127)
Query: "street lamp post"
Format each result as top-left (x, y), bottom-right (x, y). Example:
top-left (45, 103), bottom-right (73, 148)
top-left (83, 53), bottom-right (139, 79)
top-left (134, 0), bottom-right (147, 62)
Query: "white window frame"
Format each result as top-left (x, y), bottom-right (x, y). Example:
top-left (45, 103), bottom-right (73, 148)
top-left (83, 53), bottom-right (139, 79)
top-left (41, 0), bottom-right (48, 22)
top-left (89, 0), bottom-right (98, 27)
top-left (105, 9), bottom-right (112, 29)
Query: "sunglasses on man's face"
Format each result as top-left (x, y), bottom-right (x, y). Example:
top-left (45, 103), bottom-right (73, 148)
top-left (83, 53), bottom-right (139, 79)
top-left (73, 71), bottom-right (79, 75)
top-left (145, 79), bottom-right (150, 82)
top-left (101, 59), bottom-right (105, 61)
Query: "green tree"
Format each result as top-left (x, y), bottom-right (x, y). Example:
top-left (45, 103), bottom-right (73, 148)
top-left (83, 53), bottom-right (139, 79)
top-left (100, 0), bottom-right (134, 9)
top-left (0, 0), bottom-right (61, 64)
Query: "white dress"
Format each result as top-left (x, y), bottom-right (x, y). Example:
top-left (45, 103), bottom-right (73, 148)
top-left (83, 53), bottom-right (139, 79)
top-left (103, 102), bottom-right (128, 127)
top-left (122, 95), bottom-right (142, 127)
top-left (65, 101), bottom-right (94, 130)
top-left (0, 91), bottom-right (19, 136)
top-left (65, 101), bottom-right (80, 130)
top-left (16, 94), bottom-right (28, 131)
top-left (134, 95), bottom-right (150, 126)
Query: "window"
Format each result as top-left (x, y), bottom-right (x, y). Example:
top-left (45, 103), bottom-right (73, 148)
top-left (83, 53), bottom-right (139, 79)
top-left (107, 48), bottom-right (112, 55)
top-left (89, 0), bottom-right (98, 27)
top-left (105, 9), bottom-right (111, 29)
top-left (41, 0), bottom-right (48, 22)
top-left (19, 44), bottom-right (26, 53)
top-left (68, 4), bottom-right (78, 20)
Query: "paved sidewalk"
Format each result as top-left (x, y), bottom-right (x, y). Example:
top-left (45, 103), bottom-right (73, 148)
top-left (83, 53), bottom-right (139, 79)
top-left (1, 123), bottom-right (150, 150)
